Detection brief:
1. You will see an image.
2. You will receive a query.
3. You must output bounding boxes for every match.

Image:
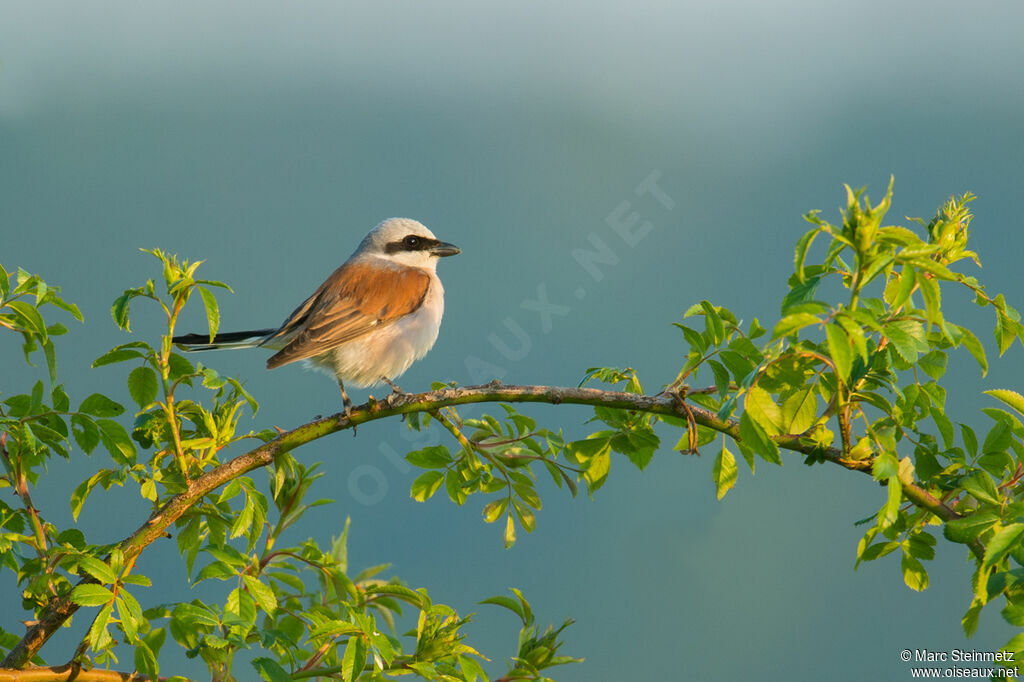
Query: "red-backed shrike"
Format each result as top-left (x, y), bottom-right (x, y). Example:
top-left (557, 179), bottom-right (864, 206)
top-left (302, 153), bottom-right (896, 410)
top-left (173, 218), bottom-right (460, 409)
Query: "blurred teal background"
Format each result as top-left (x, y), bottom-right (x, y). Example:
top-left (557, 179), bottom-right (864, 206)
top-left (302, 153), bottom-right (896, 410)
top-left (3, 2), bottom-right (1024, 680)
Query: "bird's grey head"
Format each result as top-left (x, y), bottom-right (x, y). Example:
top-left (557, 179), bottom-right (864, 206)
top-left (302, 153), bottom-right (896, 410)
top-left (355, 218), bottom-right (461, 270)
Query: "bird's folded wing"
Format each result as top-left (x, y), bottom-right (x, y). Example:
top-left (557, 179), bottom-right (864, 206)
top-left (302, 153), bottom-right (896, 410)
top-left (265, 260), bottom-right (431, 369)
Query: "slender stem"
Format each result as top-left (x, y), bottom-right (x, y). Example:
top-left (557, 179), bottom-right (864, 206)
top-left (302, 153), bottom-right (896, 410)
top-left (160, 300), bottom-right (190, 481)
top-left (0, 434), bottom-right (48, 556)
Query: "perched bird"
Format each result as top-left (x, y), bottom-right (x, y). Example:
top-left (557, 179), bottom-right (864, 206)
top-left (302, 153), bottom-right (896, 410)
top-left (172, 218), bottom-right (460, 410)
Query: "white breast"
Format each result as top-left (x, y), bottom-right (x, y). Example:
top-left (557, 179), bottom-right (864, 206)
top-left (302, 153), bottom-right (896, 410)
top-left (315, 274), bottom-right (445, 387)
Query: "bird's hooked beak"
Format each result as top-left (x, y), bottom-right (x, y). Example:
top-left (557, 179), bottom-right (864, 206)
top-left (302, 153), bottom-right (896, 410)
top-left (431, 241), bottom-right (461, 257)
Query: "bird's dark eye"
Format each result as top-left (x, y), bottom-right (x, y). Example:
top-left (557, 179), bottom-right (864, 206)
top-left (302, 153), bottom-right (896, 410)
top-left (403, 236), bottom-right (421, 248)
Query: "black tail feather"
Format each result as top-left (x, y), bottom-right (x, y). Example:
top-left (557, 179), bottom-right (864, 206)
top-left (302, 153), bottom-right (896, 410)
top-left (172, 329), bottom-right (276, 346)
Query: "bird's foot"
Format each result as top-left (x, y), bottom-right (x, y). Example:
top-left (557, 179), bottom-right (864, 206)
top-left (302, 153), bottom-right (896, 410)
top-left (341, 396), bottom-right (358, 436)
top-left (337, 379), bottom-right (357, 436)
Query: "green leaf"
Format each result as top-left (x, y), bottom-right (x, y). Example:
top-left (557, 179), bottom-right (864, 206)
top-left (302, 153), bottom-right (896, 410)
top-left (983, 524), bottom-right (1024, 572)
top-left (982, 419), bottom-right (1013, 456)
top-left (482, 498), bottom-right (508, 523)
top-left (6, 300), bottom-right (47, 338)
top-left (410, 471), bottom-right (445, 502)
top-left (242, 575), bottom-right (277, 613)
top-left (878, 477), bottom-right (901, 529)
top-left (904, 257), bottom-right (957, 281)
top-left (460, 654), bottom-right (488, 682)
top-left (885, 266), bottom-right (916, 311)
top-left (771, 312), bottom-right (820, 340)
top-left (480, 594), bottom-right (526, 620)
top-left (97, 419), bottom-right (137, 464)
top-left (883, 321), bottom-right (928, 363)
top-left (513, 481), bottom-right (542, 510)
top-left (78, 555), bottom-right (117, 585)
top-left (781, 275), bottom-right (822, 314)
top-left (111, 291), bottom-right (135, 331)
top-left (712, 443), bottom-right (738, 500)
top-left (961, 603), bottom-right (983, 638)
top-left (918, 275), bottom-right (942, 329)
top-left (996, 309), bottom-right (1018, 356)
top-left (581, 442), bottom-right (611, 492)
top-left (700, 300), bottom-right (725, 346)
top-left (943, 510), bottom-right (999, 544)
top-left (871, 451), bottom-right (899, 481)
top-left (92, 346), bottom-right (147, 368)
top-left (42, 338), bottom-right (58, 385)
top-left (918, 351), bottom-right (948, 380)
top-left (987, 389), bottom-right (1024, 418)
top-left (962, 471), bottom-right (1001, 505)
top-left (70, 584), bottom-right (115, 607)
top-left (445, 469), bottom-right (468, 505)
top-left (954, 324), bottom-right (988, 376)
top-left (1005, 634), bottom-right (1024, 659)
top-left (117, 591), bottom-right (143, 642)
top-left (134, 641), bottom-right (159, 679)
top-left (708, 359), bottom-right (731, 397)
top-left (616, 428), bottom-right (659, 471)
top-left (930, 407), bottom-right (954, 449)
top-left (140, 478), bottom-right (157, 501)
top-left (857, 540), bottom-right (900, 564)
top-left (341, 635), bottom-right (367, 682)
top-left (71, 415), bottom-right (100, 455)
top-left (224, 586), bottom-right (257, 628)
top-left (793, 227), bottom-right (821, 284)
top-left (198, 286), bottom-right (221, 341)
top-left (504, 513), bottom-right (517, 549)
top-left (194, 560), bottom-right (238, 583)
top-left (172, 602), bottom-right (221, 628)
top-left (405, 445), bottom-right (453, 469)
top-left (512, 498), bottom-right (536, 532)
top-left (738, 412), bottom-right (780, 465)
top-left (825, 323), bottom-right (852, 382)
top-left (51, 383), bottom-right (70, 411)
top-left (780, 389), bottom-right (817, 434)
top-left (834, 314), bottom-right (868, 364)
top-left (78, 393), bottom-right (125, 418)
top-left (253, 657), bottom-right (291, 682)
top-left (89, 602), bottom-right (114, 650)
top-left (167, 352), bottom-right (195, 381)
top-left (1002, 604), bottom-right (1024, 628)
top-left (720, 349), bottom-right (757, 384)
top-left (674, 324), bottom-right (707, 353)
top-left (122, 574), bottom-right (151, 587)
top-left (901, 554), bottom-right (929, 592)
top-left (960, 423), bottom-right (979, 457)
top-left (128, 366), bottom-right (159, 408)
top-left (70, 471), bottom-right (107, 520)
top-left (745, 385), bottom-right (784, 436)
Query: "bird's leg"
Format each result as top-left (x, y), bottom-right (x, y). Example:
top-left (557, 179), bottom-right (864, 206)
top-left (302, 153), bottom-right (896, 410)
top-left (381, 376), bottom-right (407, 409)
top-left (338, 378), bottom-right (356, 435)
top-left (381, 377), bottom-right (403, 394)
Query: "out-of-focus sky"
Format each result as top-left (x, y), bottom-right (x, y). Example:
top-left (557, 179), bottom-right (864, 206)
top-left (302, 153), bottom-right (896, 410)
top-left (3, 2), bottom-right (1024, 680)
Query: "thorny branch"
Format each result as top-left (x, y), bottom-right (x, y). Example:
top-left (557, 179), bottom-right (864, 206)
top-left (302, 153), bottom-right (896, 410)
top-left (1, 380), bottom-right (977, 671)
